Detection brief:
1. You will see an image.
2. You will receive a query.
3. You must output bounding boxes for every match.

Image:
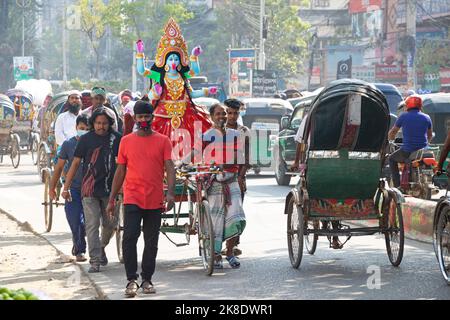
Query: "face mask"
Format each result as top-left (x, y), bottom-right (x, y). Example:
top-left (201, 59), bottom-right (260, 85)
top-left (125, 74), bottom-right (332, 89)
top-left (69, 104), bottom-right (80, 114)
top-left (77, 130), bottom-right (88, 137)
top-left (240, 110), bottom-right (246, 117)
top-left (136, 120), bottom-right (152, 132)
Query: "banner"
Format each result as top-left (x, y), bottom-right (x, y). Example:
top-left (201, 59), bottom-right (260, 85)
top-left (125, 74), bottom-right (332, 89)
top-left (375, 64), bottom-right (407, 84)
top-left (252, 70), bottom-right (278, 97)
top-left (352, 65), bottom-right (375, 83)
top-left (337, 56), bottom-right (352, 79)
top-left (349, 0), bottom-right (382, 13)
top-left (13, 56), bottom-right (34, 81)
top-left (228, 49), bottom-right (255, 98)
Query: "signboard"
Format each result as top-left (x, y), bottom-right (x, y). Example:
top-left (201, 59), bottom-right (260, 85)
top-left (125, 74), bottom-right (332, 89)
top-left (337, 56), bottom-right (352, 79)
top-left (375, 64), bottom-right (407, 84)
top-left (349, 0), bottom-right (382, 13)
top-left (13, 56), bottom-right (34, 81)
top-left (311, 66), bottom-right (321, 85)
top-left (352, 65), bottom-right (375, 83)
top-left (440, 68), bottom-right (450, 91)
top-left (252, 70), bottom-right (278, 97)
top-left (228, 49), bottom-right (255, 98)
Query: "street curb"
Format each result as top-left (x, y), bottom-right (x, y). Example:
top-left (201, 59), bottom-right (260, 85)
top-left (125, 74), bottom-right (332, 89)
top-left (0, 208), bottom-right (108, 300)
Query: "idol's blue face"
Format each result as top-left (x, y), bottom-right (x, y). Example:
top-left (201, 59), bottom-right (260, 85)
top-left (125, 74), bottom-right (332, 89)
top-left (166, 54), bottom-right (180, 71)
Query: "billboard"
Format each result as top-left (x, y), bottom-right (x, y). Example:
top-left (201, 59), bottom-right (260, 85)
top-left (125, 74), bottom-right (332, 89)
top-left (252, 70), bottom-right (278, 97)
top-left (375, 64), bottom-right (407, 84)
top-left (349, 0), bottom-right (382, 13)
top-left (13, 56), bottom-right (34, 81)
top-left (228, 49), bottom-right (255, 98)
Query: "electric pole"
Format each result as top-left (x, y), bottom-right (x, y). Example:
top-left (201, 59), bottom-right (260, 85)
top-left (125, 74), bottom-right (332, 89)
top-left (406, 0), bottom-right (417, 90)
top-left (259, 0), bottom-right (266, 70)
top-left (63, 0), bottom-right (68, 86)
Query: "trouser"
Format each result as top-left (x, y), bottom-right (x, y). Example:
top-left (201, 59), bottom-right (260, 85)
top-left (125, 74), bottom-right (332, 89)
top-left (82, 197), bottom-right (118, 265)
top-left (123, 204), bottom-right (162, 282)
top-left (65, 188), bottom-right (86, 256)
top-left (389, 149), bottom-right (412, 188)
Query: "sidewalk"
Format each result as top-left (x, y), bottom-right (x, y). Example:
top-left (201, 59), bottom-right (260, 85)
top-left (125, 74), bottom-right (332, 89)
top-left (0, 210), bottom-right (102, 300)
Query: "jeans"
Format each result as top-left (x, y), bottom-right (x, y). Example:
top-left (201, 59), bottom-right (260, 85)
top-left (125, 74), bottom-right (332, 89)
top-left (82, 197), bottom-right (118, 265)
top-left (389, 149), bottom-right (411, 188)
top-left (123, 204), bottom-right (162, 282)
top-left (65, 188), bottom-right (86, 256)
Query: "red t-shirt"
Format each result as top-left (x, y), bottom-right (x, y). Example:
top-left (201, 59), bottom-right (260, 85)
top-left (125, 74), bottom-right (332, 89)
top-left (117, 132), bottom-right (173, 210)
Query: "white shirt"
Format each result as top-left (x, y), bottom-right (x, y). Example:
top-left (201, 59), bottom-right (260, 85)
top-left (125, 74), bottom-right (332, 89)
top-left (55, 111), bottom-right (78, 146)
top-left (81, 105), bottom-right (118, 132)
top-left (294, 115), bottom-right (308, 143)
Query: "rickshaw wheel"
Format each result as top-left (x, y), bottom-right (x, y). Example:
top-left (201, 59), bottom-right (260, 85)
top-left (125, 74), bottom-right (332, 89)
top-left (31, 136), bottom-right (39, 165)
top-left (287, 196), bottom-right (304, 268)
top-left (37, 145), bottom-right (51, 180)
top-left (115, 195), bottom-right (124, 264)
top-left (43, 170), bottom-right (53, 233)
top-left (10, 135), bottom-right (20, 169)
top-left (436, 207), bottom-right (450, 285)
top-left (305, 220), bottom-right (319, 255)
top-left (384, 195), bottom-right (404, 267)
top-left (197, 200), bottom-right (214, 276)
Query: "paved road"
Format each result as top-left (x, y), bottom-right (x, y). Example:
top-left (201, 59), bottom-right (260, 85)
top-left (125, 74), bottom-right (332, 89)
top-left (1, 154), bottom-right (449, 300)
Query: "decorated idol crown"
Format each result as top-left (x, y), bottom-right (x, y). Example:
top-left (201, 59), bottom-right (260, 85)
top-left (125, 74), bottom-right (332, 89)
top-left (154, 18), bottom-right (189, 69)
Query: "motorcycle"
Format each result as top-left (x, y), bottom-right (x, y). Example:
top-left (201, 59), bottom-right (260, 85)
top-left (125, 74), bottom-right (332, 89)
top-left (389, 141), bottom-right (440, 200)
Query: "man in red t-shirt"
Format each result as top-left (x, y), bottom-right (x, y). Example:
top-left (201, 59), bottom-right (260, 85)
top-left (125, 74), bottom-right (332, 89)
top-left (106, 100), bottom-right (175, 298)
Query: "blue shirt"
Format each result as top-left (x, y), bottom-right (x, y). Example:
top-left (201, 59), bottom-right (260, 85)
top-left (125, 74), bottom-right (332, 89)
top-left (395, 110), bottom-right (432, 152)
top-left (59, 136), bottom-right (83, 191)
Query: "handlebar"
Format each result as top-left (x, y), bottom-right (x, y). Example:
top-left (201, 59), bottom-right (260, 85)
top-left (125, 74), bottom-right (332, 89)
top-left (176, 164), bottom-right (223, 177)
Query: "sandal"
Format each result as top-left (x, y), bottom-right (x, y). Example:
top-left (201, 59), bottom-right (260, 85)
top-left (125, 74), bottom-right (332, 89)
top-left (214, 255), bottom-right (223, 269)
top-left (125, 280), bottom-right (139, 298)
top-left (226, 256), bottom-right (240, 269)
top-left (331, 239), bottom-right (344, 250)
top-left (141, 280), bottom-right (156, 294)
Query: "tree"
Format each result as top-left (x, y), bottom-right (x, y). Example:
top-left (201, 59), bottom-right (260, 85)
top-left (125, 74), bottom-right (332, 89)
top-left (113, 0), bottom-right (194, 52)
top-left (77, 0), bottom-right (121, 79)
top-left (210, 0), bottom-right (310, 80)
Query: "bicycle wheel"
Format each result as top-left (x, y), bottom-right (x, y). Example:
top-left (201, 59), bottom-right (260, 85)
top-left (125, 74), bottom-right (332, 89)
top-left (116, 195), bottom-right (124, 264)
top-left (436, 207), bottom-right (450, 285)
top-left (43, 170), bottom-right (53, 233)
top-left (197, 200), bottom-right (215, 276)
top-left (304, 220), bottom-right (319, 255)
top-left (10, 135), bottom-right (20, 169)
top-left (384, 195), bottom-right (404, 267)
top-left (287, 196), bottom-right (303, 269)
top-left (31, 136), bottom-right (39, 165)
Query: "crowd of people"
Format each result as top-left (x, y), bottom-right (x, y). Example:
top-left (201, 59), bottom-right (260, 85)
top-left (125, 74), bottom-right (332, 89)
top-left (48, 86), bottom-right (250, 297)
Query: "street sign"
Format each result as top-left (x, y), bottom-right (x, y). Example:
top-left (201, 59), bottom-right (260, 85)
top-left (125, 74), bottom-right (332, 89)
top-left (13, 56), bottom-right (34, 81)
top-left (252, 70), bottom-right (278, 97)
top-left (337, 56), bottom-right (352, 79)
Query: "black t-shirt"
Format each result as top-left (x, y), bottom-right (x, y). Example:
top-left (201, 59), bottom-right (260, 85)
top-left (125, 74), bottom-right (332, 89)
top-left (74, 130), bottom-right (122, 198)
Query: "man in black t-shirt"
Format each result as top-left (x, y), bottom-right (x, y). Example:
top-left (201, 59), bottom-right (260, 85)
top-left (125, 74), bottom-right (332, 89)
top-left (63, 108), bottom-right (122, 273)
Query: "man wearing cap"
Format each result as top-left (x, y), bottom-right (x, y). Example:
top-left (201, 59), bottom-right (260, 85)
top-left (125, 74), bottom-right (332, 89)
top-left (55, 90), bottom-right (82, 146)
top-left (106, 100), bottom-right (175, 297)
top-left (82, 87), bottom-right (118, 132)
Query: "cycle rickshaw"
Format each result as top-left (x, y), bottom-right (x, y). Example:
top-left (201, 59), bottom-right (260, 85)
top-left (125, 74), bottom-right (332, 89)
top-left (115, 164), bottom-right (219, 276)
top-left (39, 92), bottom-right (69, 232)
top-left (284, 79), bottom-right (405, 269)
top-left (0, 94), bottom-right (20, 168)
top-left (6, 89), bottom-right (36, 157)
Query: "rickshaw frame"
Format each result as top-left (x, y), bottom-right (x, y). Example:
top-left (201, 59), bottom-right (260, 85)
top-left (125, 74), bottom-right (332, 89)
top-left (284, 79), bottom-right (405, 269)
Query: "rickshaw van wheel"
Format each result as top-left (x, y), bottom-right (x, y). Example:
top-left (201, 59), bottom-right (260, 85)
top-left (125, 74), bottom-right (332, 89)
top-left (436, 206), bottom-right (450, 285)
top-left (43, 170), bottom-right (53, 233)
top-left (287, 196), bottom-right (304, 268)
top-left (116, 195), bottom-right (124, 264)
top-left (384, 194), bottom-right (404, 267)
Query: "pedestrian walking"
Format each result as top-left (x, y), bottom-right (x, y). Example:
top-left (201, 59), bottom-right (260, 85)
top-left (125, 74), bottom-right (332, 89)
top-left (106, 100), bottom-right (175, 297)
top-left (62, 108), bottom-right (122, 273)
